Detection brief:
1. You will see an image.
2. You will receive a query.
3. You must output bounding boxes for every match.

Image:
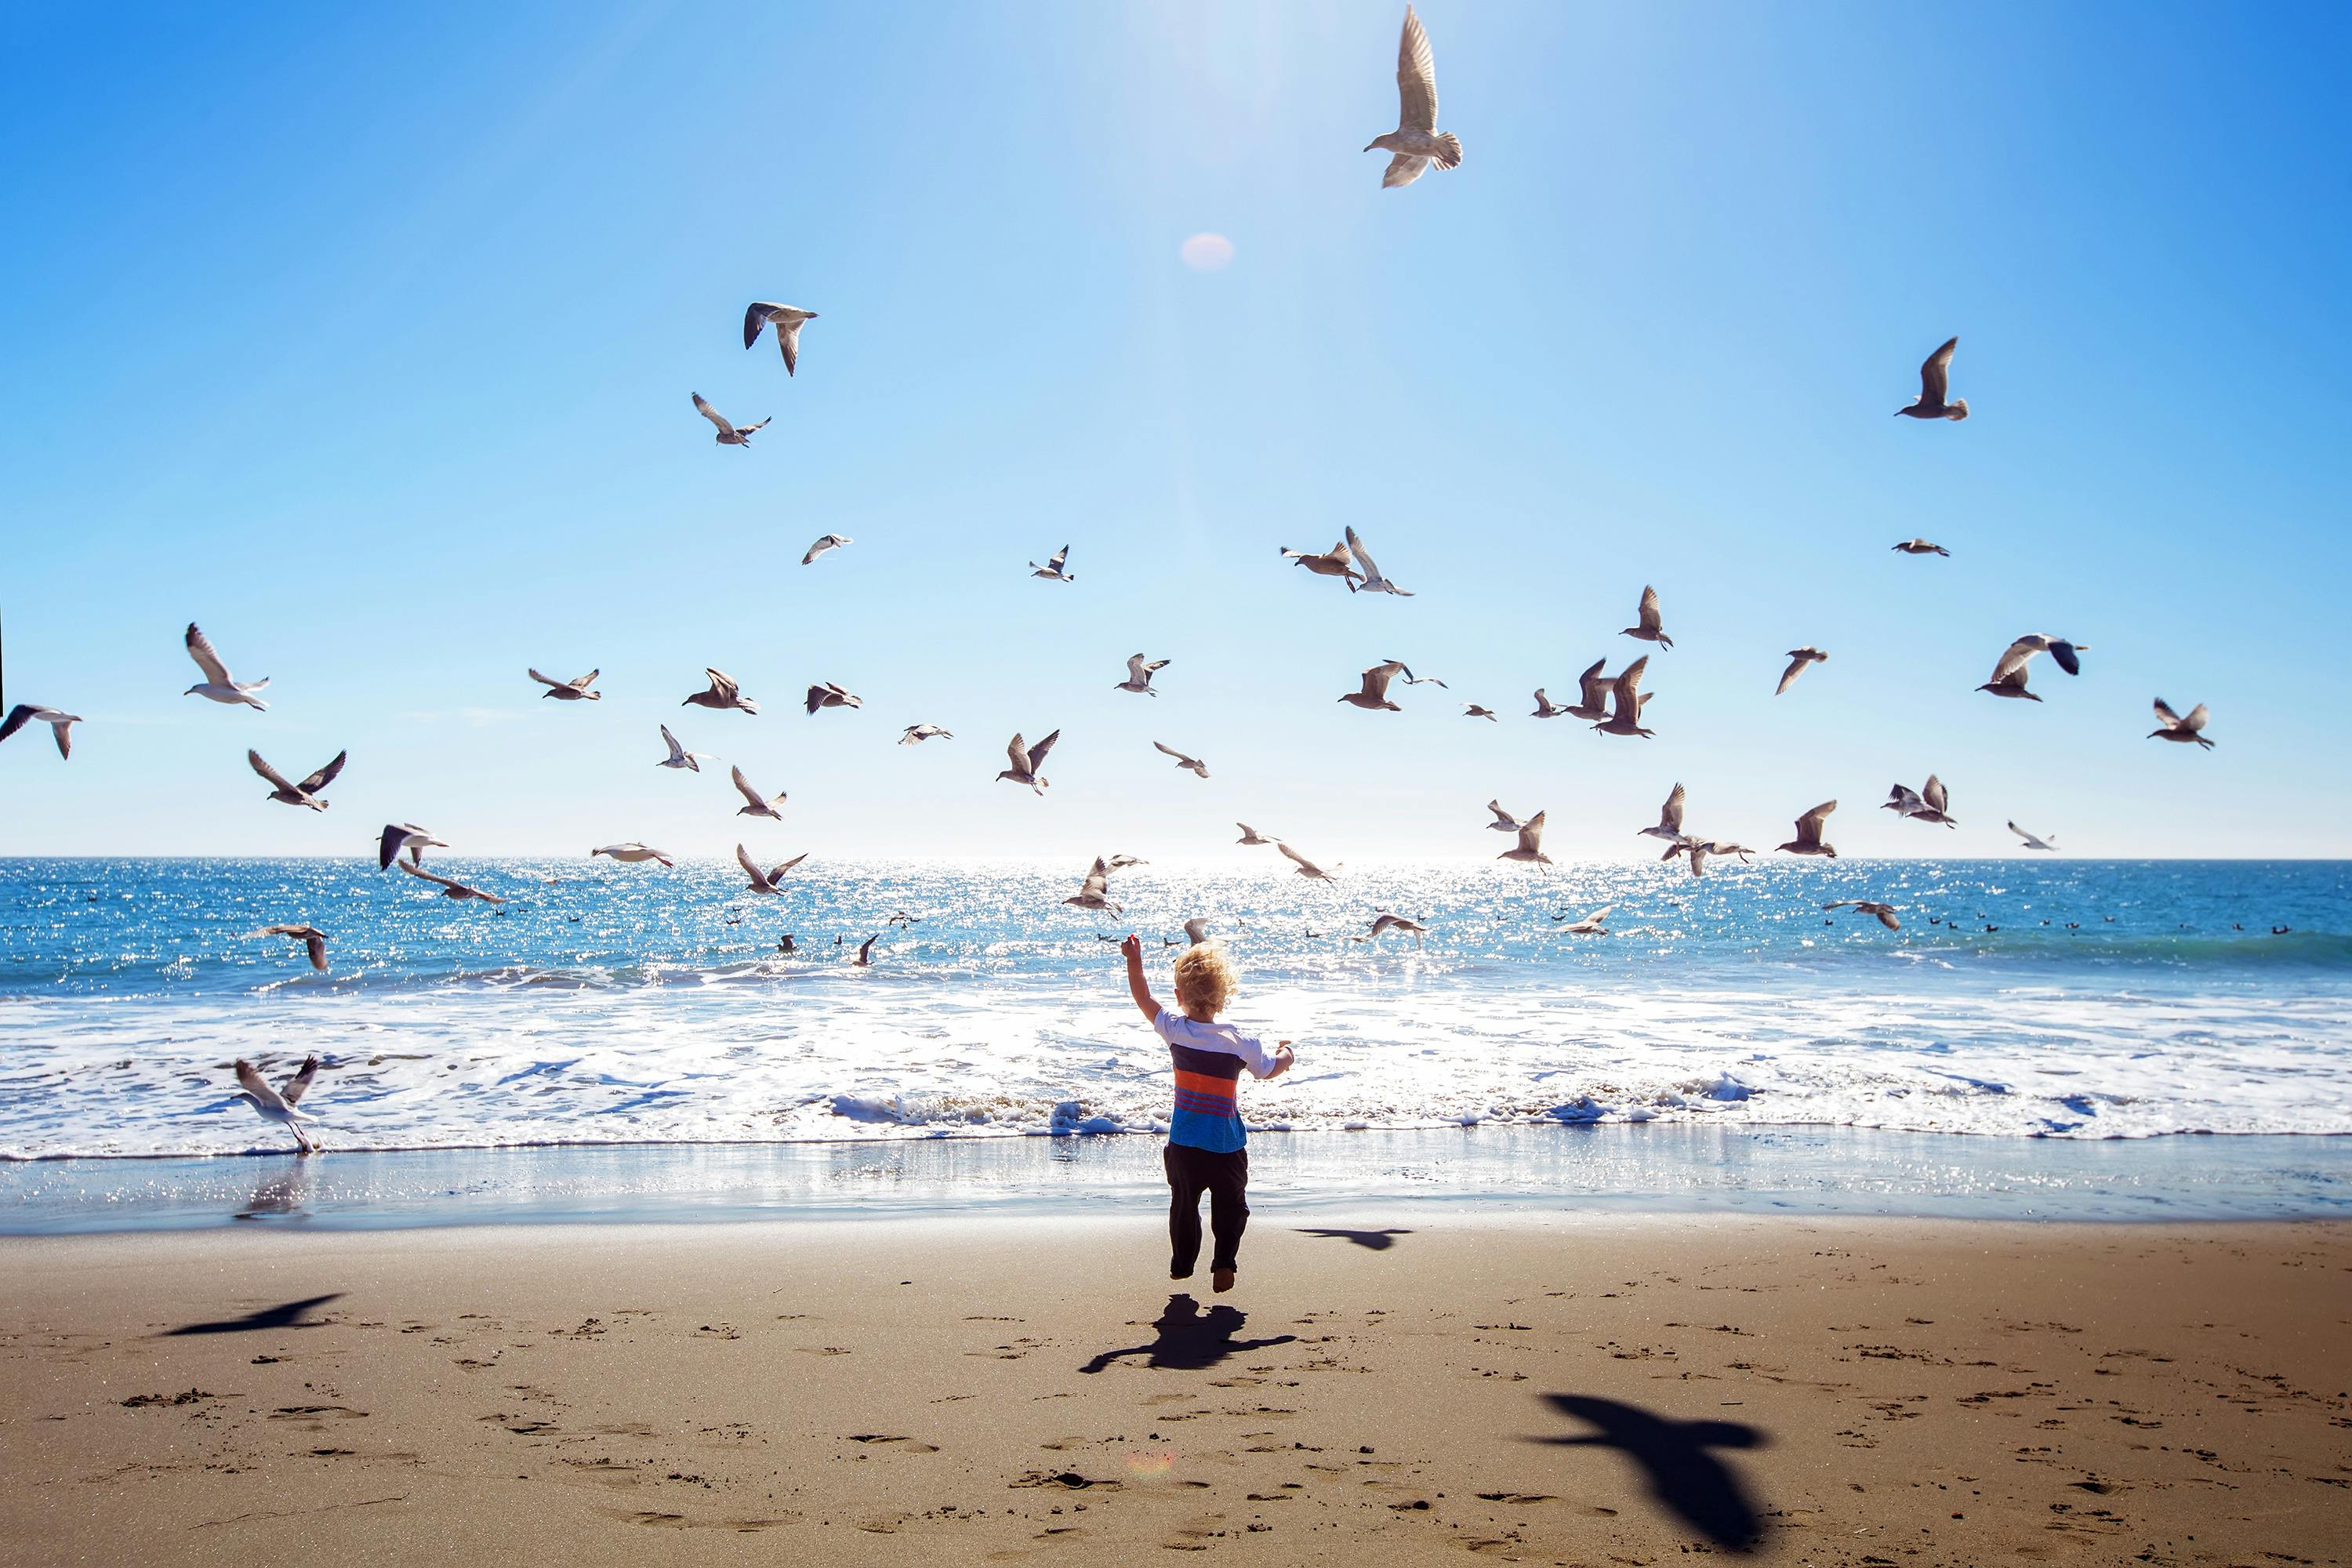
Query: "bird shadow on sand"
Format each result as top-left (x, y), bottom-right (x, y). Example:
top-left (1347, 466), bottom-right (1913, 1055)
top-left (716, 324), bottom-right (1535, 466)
top-left (1529, 1393), bottom-right (1767, 1553)
top-left (162, 1293), bottom-right (344, 1337)
top-left (1294, 1227), bottom-right (1415, 1251)
top-left (1079, 1294), bottom-right (1298, 1374)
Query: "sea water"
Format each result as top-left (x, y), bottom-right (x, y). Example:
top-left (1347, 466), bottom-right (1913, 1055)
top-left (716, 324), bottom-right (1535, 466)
top-left (3, 857), bottom-right (2346, 1161)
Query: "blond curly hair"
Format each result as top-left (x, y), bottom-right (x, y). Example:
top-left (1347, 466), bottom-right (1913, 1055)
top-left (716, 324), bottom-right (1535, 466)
top-left (1172, 943), bottom-right (1235, 1017)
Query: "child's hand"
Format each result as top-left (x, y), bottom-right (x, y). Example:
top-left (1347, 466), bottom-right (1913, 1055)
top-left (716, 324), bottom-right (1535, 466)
top-left (1119, 934), bottom-right (1143, 963)
top-left (1267, 1043), bottom-right (1296, 1080)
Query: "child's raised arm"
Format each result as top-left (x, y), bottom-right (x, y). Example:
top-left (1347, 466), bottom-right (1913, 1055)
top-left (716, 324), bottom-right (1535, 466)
top-left (1118, 935), bottom-right (1161, 1022)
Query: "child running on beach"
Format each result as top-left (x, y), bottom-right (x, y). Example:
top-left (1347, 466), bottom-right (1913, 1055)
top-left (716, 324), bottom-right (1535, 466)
top-left (1120, 934), bottom-right (1294, 1293)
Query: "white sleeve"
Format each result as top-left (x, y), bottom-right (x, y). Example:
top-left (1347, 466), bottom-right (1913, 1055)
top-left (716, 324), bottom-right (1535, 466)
top-left (1150, 1007), bottom-right (1178, 1044)
top-left (1229, 1031), bottom-right (1282, 1078)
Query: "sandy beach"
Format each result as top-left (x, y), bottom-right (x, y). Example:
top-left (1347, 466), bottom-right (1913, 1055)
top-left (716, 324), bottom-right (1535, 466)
top-left (2, 1214), bottom-right (2345, 1566)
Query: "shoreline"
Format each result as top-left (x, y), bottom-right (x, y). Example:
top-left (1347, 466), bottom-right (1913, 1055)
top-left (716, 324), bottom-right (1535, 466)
top-left (6, 1123), bottom-right (2344, 1235)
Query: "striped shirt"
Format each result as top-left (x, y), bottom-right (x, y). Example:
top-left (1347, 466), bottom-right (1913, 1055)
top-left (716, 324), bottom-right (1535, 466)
top-left (1153, 1007), bottom-right (1281, 1153)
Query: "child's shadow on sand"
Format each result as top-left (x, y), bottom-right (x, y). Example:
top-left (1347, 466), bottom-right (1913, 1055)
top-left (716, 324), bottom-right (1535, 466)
top-left (1080, 1295), bottom-right (1298, 1374)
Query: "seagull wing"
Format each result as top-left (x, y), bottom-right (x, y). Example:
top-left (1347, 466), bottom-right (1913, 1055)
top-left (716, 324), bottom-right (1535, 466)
top-left (1795, 800), bottom-right (1837, 843)
top-left (692, 393), bottom-right (735, 436)
top-left (1125, 652), bottom-right (1151, 684)
top-left (397, 860), bottom-right (460, 893)
top-left (235, 1059), bottom-right (291, 1112)
top-left (1516, 812), bottom-right (1546, 856)
top-left (1486, 799), bottom-right (1515, 827)
top-left (1661, 782), bottom-right (1686, 834)
top-left (2180, 702), bottom-right (2209, 732)
top-left (743, 303), bottom-right (776, 350)
top-left (1991, 637), bottom-right (2046, 684)
top-left (1923, 774), bottom-right (1949, 814)
top-left (1277, 841), bottom-right (1319, 874)
top-left (1775, 654), bottom-right (1808, 695)
top-left (0, 706), bottom-right (31, 746)
top-left (1344, 527), bottom-right (1383, 584)
top-left (1381, 153), bottom-right (1430, 189)
top-left (660, 724), bottom-right (688, 762)
top-left (184, 622), bottom-right (234, 685)
top-left (768, 852), bottom-right (809, 882)
top-left (1920, 336), bottom-right (1958, 405)
top-left (2152, 697), bottom-right (2184, 729)
top-left (247, 750), bottom-right (296, 793)
top-left (1006, 733), bottom-right (1033, 775)
top-left (731, 765), bottom-right (768, 809)
top-left (705, 668), bottom-right (739, 702)
top-left (1080, 857), bottom-right (1112, 899)
top-left (281, 1054), bottom-right (321, 1102)
top-left (571, 670), bottom-right (599, 691)
top-left (1396, 5), bottom-right (1439, 132)
top-left (1576, 657), bottom-right (1610, 709)
top-left (297, 752), bottom-right (347, 793)
top-left (776, 320), bottom-right (802, 375)
top-left (1637, 585), bottom-right (1664, 633)
top-left (1152, 740), bottom-right (1192, 766)
top-left (1610, 656), bottom-right (1649, 719)
top-left (1025, 729), bottom-right (1060, 772)
top-left (1047, 546), bottom-right (1069, 573)
top-left (735, 842), bottom-right (770, 889)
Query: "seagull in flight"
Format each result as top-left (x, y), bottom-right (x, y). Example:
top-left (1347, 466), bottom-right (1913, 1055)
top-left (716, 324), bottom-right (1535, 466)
top-left (1339, 660), bottom-right (1411, 712)
top-left (692, 391), bottom-right (769, 447)
top-left (249, 749), bottom-right (345, 811)
top-left (1153, 740), bottom-right (1209, 779)
top-left (801, 533), bottom-right (852, 565)
top-left (1281, 539), bottom-right (1363, 585)
top-left (1621, 586), bottom-right (1673, 650)
top-left (1978, 635), bottom-right (2089, 702)
top-left (398, 860), bottom-right (506, 903)
top-left (1279, 842), bottom-right (1341, 881)
top-left (182, 623), bottom-right (269, 710)
top-left (1364, 5), bottom-right (1463, 189)
top-left (1497, 811), bottom-right (1552, 867)
top-left (731, 764), bottom-right (787, 820)
top-left (683, 668), bottom-right (759, 714)
top-left (1530, 688), bottom-right (1570, 719)
top-left (1065, 857), bottom-right (1122, 914)
top-left (1776, 800), bottom-right (1838, 858)
top-left (1236, 823), bottom-right (1278, 847)
top-left (736, 843), bottom-right (809, 895)
top-left (1662, 839), bottom-right (1751, 878)
top-left (2008, 821), bottom-right (2060, 851)
top-left (0, 704), bottom-right (81, 760)
top-left (1824, 900), bottom-right (1903, 931)
top-left (1486, 799), bottom-right (1526, 834)
top-left (1592, 656), bottom-right (1655, 738)
top-left (742, 303), bottom-right (818, 374)
top-left (854, 935), bottom-right (880, 967)
top-left (899, 724), bottom-right (953, 745)
top-left (377, 823), bottom-right (445, 869)
top-left (1565, 658), bottom-right (1614, 721)
top-left (2149, 698), bottom-right (2216, 750)
top-left (1775, 647), bottom-right (1827, 695)
top-left (1895, 336), bottom-right (1969, 421)
top-left (1115, 654), bottom-right (1171, 695)
top-left (592, 843), bottom-right (673, 867)
top-left (1555, 905), bottom-right (1613, 935)
top-left (1639, 783), bottom-right (1687, 844)
top-left (1352, 913), bottom-right (1429, 948)
top-left (805, 681), bottom-right (862, 715)
top-left (232, 1056), bottom-right (322, 1153)
top-left (528, 666), bottom-right (601, 701)
top-left (1345, 526), bottom-right (1414, 596)
top-left (251, 924), bottom-right (330, 972)
top-left (1883, 774), bottom-right (1958, 827)
top-left (657, 723), bottom-right (713, 771)
top-left (1029, 546), bottom-right (1075, 583)
top-left (997, 730), bottom-right (1059, 794)
top-left (1893, 538), bottom-right (1951, 557)
top-left (1463, 703), bottom-right (1497, 721)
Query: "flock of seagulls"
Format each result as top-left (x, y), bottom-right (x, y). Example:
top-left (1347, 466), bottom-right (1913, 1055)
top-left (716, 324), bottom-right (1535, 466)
top-left (0, 8), bottom-right (2235, 1156)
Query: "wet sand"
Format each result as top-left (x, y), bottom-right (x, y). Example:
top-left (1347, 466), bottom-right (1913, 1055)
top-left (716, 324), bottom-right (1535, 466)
top-left (1, 1215), bottom-right (2345, 1565)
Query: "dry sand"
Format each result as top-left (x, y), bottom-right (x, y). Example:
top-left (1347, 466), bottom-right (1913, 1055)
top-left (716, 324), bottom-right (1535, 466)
top-left (1, 1214), bottom-right (2346, 1566)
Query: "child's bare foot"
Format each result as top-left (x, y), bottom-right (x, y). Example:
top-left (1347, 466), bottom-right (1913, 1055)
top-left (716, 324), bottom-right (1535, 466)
top-left (1212, 1268), bottom-right (1236, 1293)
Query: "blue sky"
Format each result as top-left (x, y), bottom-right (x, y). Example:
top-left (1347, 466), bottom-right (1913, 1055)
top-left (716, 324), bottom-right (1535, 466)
top-left (2, 1), bottom-right (2346, 862)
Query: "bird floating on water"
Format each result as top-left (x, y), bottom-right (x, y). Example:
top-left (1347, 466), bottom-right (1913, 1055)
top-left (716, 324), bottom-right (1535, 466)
top-left (1282, 539), bottom-right (1363, 586)
top-left (731, 764), bottom-right (787, 820)
top-left (233, 1055), bottom-right (322, 1153)
top-left (1116, 654), bottom-right (1171, 696)
top-left (1029, 546), bottom-right (1074, 583)
top-left (1152, 740), bottom-right (1209, 779)
top-left (249, 749), bottom-right (344, 811)
top-left (691, 392), bottom-right (768, 447)
top-left (684, 669), bottom-right (758, 714)
top-left (377, 823), bottom-right (445, 869)
top-left (1345, 527), bottom-right (1414, 596)
top-left (592, 843), bottom-right (673, 867)
top-left (1776, 647), bottom-right (1827, 695)
top-left (805, 681), bottom-right (862, 715)
top-left (1824, 900), bottom-right (1902, 931)
top-left (2149, 698), bottom-right (2216, 750)
top-left (1776, 801), bottom-right (1838, 858)
top-left (1892, 538), bottom-right (1951, 557)
top-left (899, 724), bottom-right (953, 745)
top-left (657, 723), bottom-right (713, 770)
top-left (1340, 660), bottom-right (1411, 712)
top-left (1065, 857), bottom-right (1122, 915)
top-left (1497, 811), bottom-right (1552, 868)
top-left (998, 730), bottom-right (1059, 794)
top-left (398, 860), bottom-right (506, 904)
top-left (801, 533), bottom-right (851, 565)
top-left (0, 704), bottom-right (80, 759)
top-left (1978, 635), bottom-right (2088, 702)
top-left (1895, 337), bottom-right (1969, 421)
top-left (742, 303), bottom-right (818, 375)
top-left (1592, 656), bottom-right (1654, 738)
top-left (528, 667), bottom-right (600, 702)
top-left (1365, 5), bottom-right (1462, 190)
top-left (1352, 913), bottom-right (1429, 948)
top-left (183, 623), bottom-right (269, 710)
top-left (252, 924), bottom-right (329, 972)
top-left (2008, 821), bottom-right (2060, 851)
top-left (1884, 774), bottom-right (1958, 828)
top-left (1621, 586), bottom-right (1673, 650)
top-left (735, 843), bottom-right (809, 895)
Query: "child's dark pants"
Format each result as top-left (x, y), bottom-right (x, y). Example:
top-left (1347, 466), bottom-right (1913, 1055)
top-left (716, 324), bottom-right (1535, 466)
top-left (1164, 1143), bottom-right (1250, 1276)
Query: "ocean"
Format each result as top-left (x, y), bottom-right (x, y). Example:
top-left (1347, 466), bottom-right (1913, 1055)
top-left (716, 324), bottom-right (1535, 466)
top-left (2, 856), bottom-right (2346, 1168)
